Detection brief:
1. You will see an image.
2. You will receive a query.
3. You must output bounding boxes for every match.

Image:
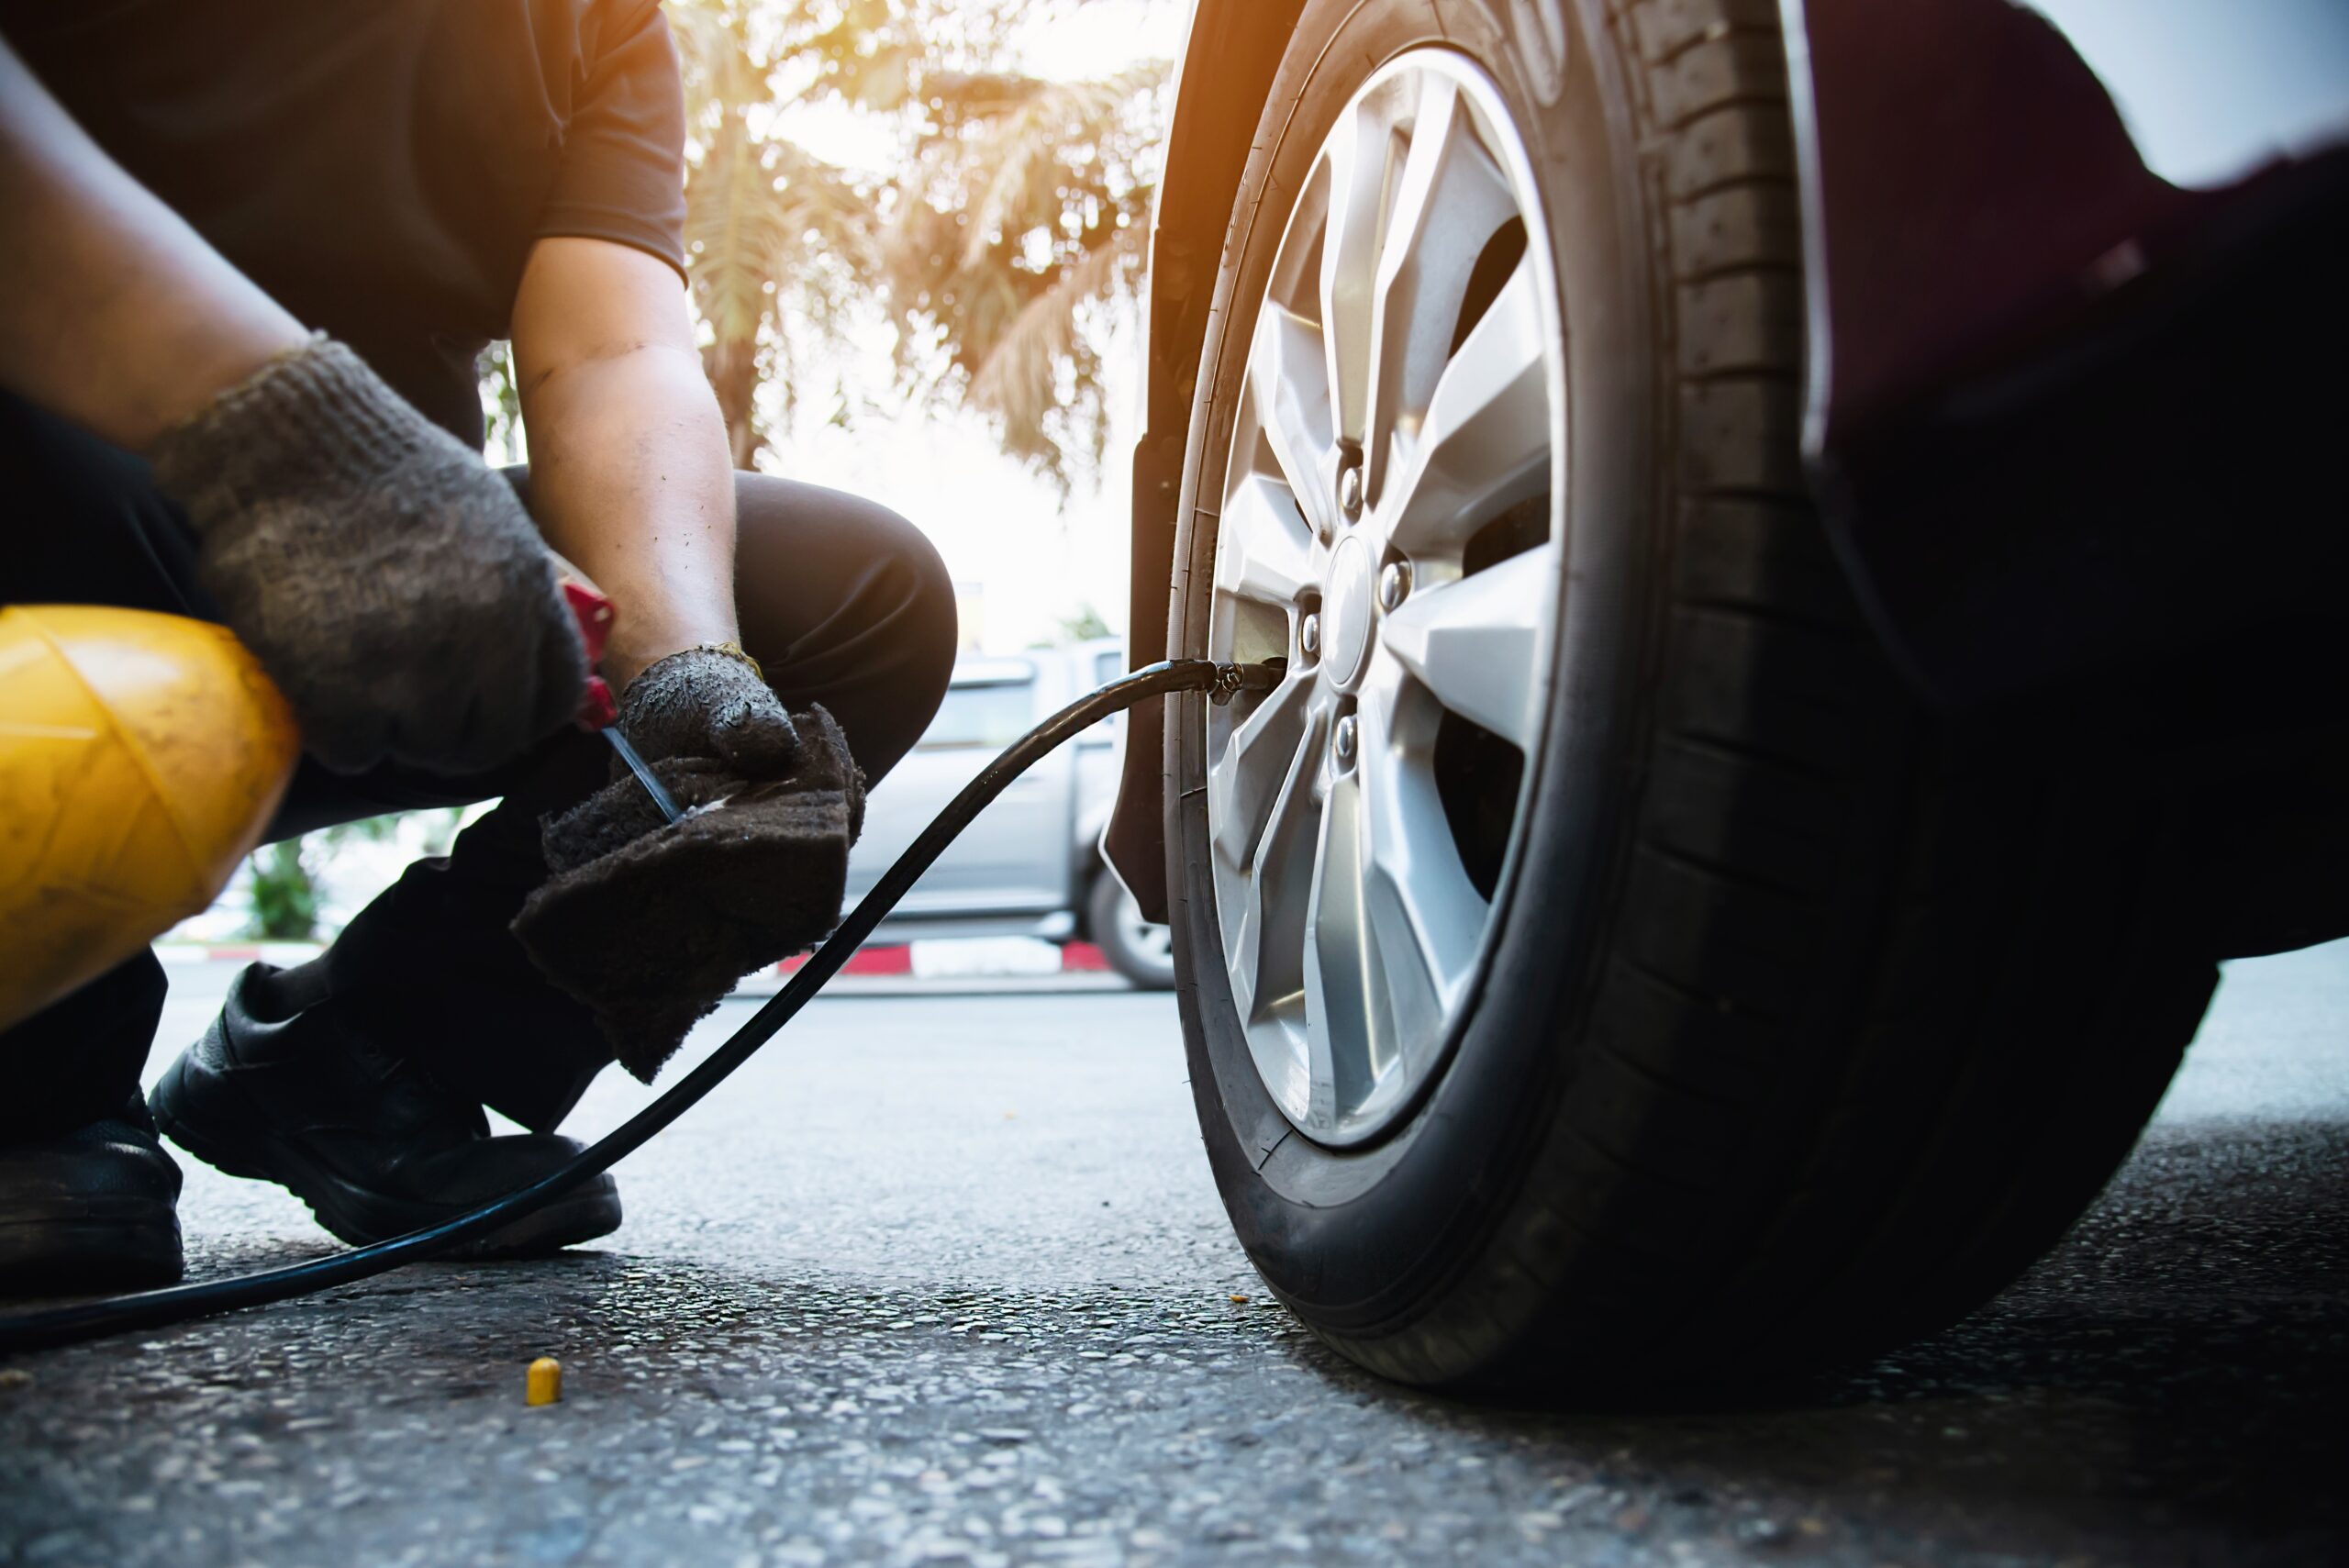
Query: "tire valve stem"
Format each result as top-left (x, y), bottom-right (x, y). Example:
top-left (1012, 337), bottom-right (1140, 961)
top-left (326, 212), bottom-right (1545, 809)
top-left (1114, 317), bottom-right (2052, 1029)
top-left (1210, 661), bottom-right (1285, 706)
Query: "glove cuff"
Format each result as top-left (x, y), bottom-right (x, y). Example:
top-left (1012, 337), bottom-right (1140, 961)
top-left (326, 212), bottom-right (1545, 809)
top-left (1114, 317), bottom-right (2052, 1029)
top-left (626, 641), bottom-right (764, 695)
top-left (149, 337), bottom-right (441, 531)
top-left (617, 645), bottom-right (800, 773)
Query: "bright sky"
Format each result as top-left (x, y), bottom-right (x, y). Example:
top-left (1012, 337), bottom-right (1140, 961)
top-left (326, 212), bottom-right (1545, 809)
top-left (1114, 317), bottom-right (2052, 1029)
top-left (2021, 0), bottom-right (2349, 188)
top-left (760, 0), bottom-right (1189, 655)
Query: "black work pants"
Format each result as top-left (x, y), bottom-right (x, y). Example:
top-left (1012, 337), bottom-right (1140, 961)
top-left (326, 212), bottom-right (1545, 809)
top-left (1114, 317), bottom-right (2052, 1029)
top-left (0, 393), bottom-right (956, 1143)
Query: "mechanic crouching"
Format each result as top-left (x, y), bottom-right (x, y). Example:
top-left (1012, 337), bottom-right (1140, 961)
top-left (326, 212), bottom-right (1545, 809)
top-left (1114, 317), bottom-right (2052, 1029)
top-left (0, 6), bottom-right (955, 1292)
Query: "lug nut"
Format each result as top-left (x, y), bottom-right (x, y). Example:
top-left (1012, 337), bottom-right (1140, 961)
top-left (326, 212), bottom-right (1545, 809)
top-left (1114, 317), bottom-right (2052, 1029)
top-left (1299, 613), bottom-right (1321, 661)
top-left (1338, 465), bottom-right (1363, 520)
top-left (1334, 713), bottom-right (1358, 766)
top-left (1377, 561), bottom-right (1411, 612)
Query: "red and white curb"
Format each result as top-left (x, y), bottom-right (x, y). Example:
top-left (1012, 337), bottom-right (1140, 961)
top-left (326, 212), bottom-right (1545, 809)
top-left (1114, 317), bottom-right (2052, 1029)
top-left (779, 938), bottom-right (1114, 980)
top-left (155, 938), bottom-right (1124, 985)
top-left (746, 939), bottom-right (1130, 995)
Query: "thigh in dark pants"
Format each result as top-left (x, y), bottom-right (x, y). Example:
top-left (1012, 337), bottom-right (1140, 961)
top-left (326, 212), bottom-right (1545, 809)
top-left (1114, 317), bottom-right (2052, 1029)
top-left (0, 394), bottom-right (955, 1142)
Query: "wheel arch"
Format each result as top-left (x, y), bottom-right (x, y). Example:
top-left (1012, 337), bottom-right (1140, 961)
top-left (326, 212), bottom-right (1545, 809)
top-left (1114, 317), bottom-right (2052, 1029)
top-left (1105, 0), bottom-right (1310, 923)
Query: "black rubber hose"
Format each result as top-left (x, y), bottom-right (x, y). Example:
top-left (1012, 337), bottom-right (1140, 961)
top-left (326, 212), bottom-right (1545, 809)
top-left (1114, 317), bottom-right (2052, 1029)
top-left (0, 658), bottom-right (1273, 1355)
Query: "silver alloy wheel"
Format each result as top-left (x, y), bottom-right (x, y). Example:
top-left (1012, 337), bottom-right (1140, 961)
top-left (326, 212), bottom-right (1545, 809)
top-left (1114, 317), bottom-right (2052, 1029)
top-left (1204, 49), bottom-right (1565, 1147)
top-left (1115, 885), bottom-right (1174, 974)
top-left (1124, 911), bottom-right (1174, 965)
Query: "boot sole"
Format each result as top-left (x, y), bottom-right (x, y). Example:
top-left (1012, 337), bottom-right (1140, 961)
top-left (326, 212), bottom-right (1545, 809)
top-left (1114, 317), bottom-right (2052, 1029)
top-left (0, 1198), bottom-right (183, 1295)
top-left (151, 1048), bottom-right (621, 1261)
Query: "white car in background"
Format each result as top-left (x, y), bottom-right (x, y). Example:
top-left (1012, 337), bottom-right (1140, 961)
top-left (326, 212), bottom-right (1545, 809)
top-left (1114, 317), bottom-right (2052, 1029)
top-left (842, 639), bottom-right (1174, 988)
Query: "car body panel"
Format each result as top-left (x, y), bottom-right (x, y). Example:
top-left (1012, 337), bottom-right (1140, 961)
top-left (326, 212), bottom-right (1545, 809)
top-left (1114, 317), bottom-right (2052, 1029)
top-left (1786, 0), bottom-right (2349, 705)
top-left (1788, 0), bottom-right (2349, 450)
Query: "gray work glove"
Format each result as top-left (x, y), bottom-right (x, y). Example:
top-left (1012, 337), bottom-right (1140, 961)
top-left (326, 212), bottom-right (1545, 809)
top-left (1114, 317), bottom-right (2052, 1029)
top-left (616, 646), bottom-right (800, 775)
top-left (149, 338), bottom-right (587, 774)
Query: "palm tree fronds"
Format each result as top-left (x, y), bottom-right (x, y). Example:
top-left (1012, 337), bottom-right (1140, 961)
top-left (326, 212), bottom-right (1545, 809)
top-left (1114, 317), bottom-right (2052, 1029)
top-left (966, 227), bottom-right (1139, 456)
top-left (667, 1), bottom-right (1165, 475)
top-left (955, 66), bottom-right (1167, 271)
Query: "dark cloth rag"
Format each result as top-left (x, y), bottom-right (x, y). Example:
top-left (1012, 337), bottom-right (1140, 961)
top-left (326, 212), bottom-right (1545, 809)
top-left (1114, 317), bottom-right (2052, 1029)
top-left (513, 705), bottom-right (866, 1082)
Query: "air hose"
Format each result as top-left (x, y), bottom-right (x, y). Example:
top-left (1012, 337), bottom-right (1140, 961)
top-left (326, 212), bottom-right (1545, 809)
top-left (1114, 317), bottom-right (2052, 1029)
top-left (0, 657), bottom-right (1275, 1356)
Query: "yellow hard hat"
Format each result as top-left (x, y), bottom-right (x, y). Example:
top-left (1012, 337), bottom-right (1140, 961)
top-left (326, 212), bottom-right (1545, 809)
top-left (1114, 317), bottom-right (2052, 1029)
top-left (0, 606), bottom-right (299, 1032)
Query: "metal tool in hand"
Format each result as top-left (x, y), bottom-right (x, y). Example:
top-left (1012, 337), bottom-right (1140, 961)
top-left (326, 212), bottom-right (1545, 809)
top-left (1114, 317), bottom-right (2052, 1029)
top-left (553, 566), bottom-right (684, 827)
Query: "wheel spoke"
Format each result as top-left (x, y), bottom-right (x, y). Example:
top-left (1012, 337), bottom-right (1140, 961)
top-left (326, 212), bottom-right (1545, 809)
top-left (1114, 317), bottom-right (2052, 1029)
top-left (1245, 306), bottom-right (1338, 536)
top-left (1382, 258), bottom-right (1551, 558)
top-left (1225, 709), bottom-right (1322, 1036)
top-left (1263, 149), bottom-right (1332, 317)
top-left (1216, 474), bottom-right (1318, 608)
top-left (1365, 82), bottom-right (1520, 505)
top-left (1353, 663), bottom-right (1489, 1064)
top-left (1208, 672), bottom-right (1314, 873)
top-left (1302, 762), bottom-right (1375, 1129)
top-left (1318, 100), bottom-right (1391, 449)
top-left (1379, 539), bottom-right (1557, 752)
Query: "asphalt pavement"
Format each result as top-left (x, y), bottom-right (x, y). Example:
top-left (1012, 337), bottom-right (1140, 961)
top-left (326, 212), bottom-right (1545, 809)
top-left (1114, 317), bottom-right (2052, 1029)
top-left (2, 940), bottom-right (2344, 1567)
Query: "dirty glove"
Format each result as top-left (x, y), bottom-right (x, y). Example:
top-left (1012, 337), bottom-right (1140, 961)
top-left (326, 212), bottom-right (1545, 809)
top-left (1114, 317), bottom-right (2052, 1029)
top-left (614, 645), bottom-right (800, 774)
top-left (149, 338), bottom-right (587, 774)
top-left (514, 705), bottom-right (865, 1083)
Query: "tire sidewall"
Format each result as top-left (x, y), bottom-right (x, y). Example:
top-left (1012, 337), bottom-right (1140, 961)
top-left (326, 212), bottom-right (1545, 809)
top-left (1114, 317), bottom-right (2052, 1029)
top-left (1165, 0), bottom-right (1660, 1353)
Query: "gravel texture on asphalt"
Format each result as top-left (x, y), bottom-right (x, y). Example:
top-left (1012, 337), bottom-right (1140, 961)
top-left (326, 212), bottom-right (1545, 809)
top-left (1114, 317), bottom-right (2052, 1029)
top-left (1, 942), bottom-right (2343, 1567)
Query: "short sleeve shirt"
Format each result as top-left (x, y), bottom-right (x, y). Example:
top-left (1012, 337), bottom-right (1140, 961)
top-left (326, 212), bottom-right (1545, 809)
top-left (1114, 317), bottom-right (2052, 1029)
top-left (3, 0), bottom-right (690, 447)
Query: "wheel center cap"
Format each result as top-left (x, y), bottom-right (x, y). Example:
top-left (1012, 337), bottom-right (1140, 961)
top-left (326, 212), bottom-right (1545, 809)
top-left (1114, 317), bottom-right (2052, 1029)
top-left (1321, 535), bottom-right (1375, 687)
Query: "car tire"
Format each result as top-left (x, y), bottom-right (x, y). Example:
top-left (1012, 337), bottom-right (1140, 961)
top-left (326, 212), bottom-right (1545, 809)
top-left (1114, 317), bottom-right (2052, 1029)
top-left (1162, 0), bottom-right (2216, 1395)
top-left (1087, 870), bottom-right (1178, 991)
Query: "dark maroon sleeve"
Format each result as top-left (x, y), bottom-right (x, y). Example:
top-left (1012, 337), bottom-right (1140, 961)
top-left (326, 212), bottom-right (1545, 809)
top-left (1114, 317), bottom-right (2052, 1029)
top-left (536, 0), bottom-right (688, 281)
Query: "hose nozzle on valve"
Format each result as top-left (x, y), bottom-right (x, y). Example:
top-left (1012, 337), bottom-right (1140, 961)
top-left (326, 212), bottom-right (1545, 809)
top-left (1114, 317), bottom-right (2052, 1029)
top-left (1210, 661), bottom-right (1285, 706)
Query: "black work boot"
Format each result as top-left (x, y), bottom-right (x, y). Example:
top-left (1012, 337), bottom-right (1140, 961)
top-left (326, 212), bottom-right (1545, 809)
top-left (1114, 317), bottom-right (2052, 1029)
top-left (0, 1096), bottom-right (184, 1295)
top-left (150, 965), bottom-right (620, 1256)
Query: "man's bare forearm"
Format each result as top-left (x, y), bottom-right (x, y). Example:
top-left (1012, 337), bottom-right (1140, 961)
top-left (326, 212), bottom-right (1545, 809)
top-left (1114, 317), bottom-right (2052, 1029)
top-left (0, 39), bottom-right (306, 450)
top-left (512, 236), bottom-right (741, 690)
top-left (518, 341), bottom-right (740, 690)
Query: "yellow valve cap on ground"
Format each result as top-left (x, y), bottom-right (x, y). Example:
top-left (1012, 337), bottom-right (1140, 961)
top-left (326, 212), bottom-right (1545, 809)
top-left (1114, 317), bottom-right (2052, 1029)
top-left (0, 606), bottom-right (299, 1032)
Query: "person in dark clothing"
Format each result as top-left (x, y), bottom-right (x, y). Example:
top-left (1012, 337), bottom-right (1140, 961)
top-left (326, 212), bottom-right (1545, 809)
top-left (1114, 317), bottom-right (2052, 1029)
top-left (0, 3), bottom-right (958, 1289)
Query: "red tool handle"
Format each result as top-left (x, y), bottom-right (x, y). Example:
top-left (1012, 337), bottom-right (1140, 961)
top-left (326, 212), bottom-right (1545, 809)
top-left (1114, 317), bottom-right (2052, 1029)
top-left (559, 577), bottom-right (618, 731)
